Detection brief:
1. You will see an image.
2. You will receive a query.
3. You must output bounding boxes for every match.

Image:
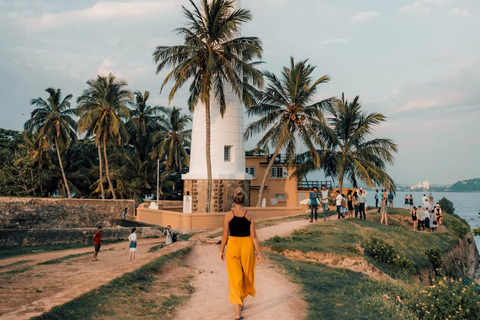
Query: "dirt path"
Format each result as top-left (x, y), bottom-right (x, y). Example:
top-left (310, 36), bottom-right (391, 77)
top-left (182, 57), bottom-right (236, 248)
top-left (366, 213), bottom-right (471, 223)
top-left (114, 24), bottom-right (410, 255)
top-left (0, 238), bottom-right (189, 320)
top-left (174, 219), bottom-right (311, 320)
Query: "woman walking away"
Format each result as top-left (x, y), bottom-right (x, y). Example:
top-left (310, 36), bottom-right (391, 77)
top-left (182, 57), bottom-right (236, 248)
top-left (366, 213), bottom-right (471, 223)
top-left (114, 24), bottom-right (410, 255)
top-left (380, 196), bottom-right (388, 225)
top-left (404, 194), bottom-right (409, 209)
top-left (347, 190), bottom-right (354, 219)
top-left (128, 228), bottom-right (137, 261)
top-left (411, 206), bottom-right (418, 231)
top-left (409, 194), bottom-right (414, 209)
top-left (221, 188), bottom-right (262, 320)
top-left (309, 186), bottom-right (319, 223)
top-left (431, 209), bottom-right (437, 232)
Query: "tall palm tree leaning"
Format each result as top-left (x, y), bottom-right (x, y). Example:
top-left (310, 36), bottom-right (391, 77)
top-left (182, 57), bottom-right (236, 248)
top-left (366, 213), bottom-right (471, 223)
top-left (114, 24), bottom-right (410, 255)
top-left (153, 107), bottom-right (192, 173)
top-left (245, 57), bottom-right (335, 207)
top-left (76, 73), bottom-right (132, 199)
top-left (153, 0), bottom-right (263, 212)
top-left (295, 93), bottom-right (398, 194)
top-left (24, 88), bottom-right (77, 198)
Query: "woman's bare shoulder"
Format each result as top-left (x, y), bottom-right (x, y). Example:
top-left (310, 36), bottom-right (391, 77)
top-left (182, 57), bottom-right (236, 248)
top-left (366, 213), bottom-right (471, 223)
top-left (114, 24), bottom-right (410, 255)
top-left (245, 210), bottom-right (254, 221)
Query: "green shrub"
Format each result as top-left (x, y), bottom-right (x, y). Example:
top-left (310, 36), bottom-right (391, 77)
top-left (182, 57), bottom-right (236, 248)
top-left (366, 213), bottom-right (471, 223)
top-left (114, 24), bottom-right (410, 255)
top-left (414, 276), bottom-right (480, 319)
top-left (438, 197), bottom-right (455, 214)
top-left (473, 227), bottom-right (480, 237)
top-left (425, 248), bottom-right (442, 275)
top-left (362, 238), bottom-right (415, 275)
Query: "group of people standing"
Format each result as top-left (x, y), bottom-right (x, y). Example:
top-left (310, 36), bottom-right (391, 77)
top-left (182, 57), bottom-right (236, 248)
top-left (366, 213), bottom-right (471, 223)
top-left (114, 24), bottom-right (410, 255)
top-left (308, 186), bottom-right (368, 222)
top-left (410, 194), bottom-right (443, 232)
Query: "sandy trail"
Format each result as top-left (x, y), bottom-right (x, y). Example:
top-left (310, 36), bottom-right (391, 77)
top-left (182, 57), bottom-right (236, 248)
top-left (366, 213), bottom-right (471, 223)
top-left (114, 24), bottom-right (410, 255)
top-left (0, 238), bottom-right (188, 320)
top-left (174, 219), bottom-right (311, 320)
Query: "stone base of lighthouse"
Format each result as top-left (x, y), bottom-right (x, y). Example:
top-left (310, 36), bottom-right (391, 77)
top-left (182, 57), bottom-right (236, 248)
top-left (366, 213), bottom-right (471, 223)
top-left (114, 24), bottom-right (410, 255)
top-left (183, 179), bottom-right (250, 213)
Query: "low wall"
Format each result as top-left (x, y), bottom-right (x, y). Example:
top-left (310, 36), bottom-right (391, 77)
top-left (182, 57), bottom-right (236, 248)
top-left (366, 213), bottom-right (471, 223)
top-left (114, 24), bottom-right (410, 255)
top-left (0, 197), bottom-right (136, 229)
top-left (0, 227), bottom-right (164, 247)
top-left (136, 204), bottom-right (305, 232)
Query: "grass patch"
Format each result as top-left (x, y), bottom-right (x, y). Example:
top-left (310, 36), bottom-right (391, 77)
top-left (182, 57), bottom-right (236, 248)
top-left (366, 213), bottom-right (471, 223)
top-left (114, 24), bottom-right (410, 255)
top-left (0, 266), bottom-right (32, 275)
top-left (0, 259), bottom-right (34, 270)
top-left (269, 254), bottom-right (417, 320)
top-left (0, 240), bottom-right (123, 260)
top-left (178, 233), bottom-right (194, 241)
top-left (32, 246), bottom-right (192, 320)
top-left (148, 244), bottom-right (165, 252)
top-left (264, 209), bottom-right (464, 278)
top-left (38, 252), bottom-right (92, 265)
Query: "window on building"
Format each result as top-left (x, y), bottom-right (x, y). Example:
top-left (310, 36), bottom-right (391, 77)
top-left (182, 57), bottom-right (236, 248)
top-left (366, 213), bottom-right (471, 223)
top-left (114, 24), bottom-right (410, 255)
top-left (224, 145), bottom-right (232, 162)
top-left (245, 166), bottom-right (255, 177)
top-left (275, 194), bottom-right (286, 200)
top-left (271, 167), bottom-right (288, 178)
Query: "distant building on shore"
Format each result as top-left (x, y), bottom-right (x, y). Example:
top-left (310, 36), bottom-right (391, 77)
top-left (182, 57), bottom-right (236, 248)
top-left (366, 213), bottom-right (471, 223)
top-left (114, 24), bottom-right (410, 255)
top-left (411, 181), bottom-right (430, 190)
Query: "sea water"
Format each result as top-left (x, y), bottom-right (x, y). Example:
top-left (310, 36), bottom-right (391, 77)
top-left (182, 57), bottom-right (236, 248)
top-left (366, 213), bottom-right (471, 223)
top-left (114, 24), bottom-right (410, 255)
top-left (365, 191), bottom-right (480, 247)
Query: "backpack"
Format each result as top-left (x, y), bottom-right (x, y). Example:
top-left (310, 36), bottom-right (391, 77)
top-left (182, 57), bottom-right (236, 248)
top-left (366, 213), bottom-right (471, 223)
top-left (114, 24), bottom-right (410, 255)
top-left (171, 232), bottom-right (178, 243)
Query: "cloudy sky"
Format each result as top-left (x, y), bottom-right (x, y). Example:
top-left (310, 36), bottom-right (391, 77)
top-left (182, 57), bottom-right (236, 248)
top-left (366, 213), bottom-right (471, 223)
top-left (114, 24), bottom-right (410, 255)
top-left (1, 0), bottom-right (479, 185)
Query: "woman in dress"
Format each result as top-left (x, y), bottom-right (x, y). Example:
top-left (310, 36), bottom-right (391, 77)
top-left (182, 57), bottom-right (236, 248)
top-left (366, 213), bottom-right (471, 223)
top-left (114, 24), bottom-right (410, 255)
top-left (220, 188), bottom-right (262, 320)
top-left (411, 206), bottom-right (418, 231)
top-left (128, 228), bottom-right (137, 261)
top-left (380, 195), bottom-right (388, 225)
top-left (347, 190), bottom-right (354, 219)
top-left (353, 191), bottom-right (359, 219)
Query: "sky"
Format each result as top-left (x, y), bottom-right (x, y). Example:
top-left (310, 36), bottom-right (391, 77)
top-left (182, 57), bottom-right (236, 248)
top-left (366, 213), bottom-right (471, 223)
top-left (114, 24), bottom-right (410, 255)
top-left (0, 0), bottom-right (479, 185)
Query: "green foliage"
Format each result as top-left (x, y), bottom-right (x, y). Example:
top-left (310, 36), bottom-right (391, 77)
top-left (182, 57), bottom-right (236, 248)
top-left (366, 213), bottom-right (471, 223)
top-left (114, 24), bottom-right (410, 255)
top-left (472, 227), bottom-right (480, 237)
top-left (362, 238), bottom-right (415, 275)
top-left (414, 276), bottom-right (480, 319)
top-left (425, 248), bottom-right (443, 275)
top-left (449, 178), bottom-right (480, 192)
top-left (438, 197), bottom-right (455, 214)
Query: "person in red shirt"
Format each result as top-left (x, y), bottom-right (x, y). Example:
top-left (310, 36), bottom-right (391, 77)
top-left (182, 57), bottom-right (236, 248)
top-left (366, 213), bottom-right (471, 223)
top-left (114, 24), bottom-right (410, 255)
top-left (92, 226), bottom-right (102, 261)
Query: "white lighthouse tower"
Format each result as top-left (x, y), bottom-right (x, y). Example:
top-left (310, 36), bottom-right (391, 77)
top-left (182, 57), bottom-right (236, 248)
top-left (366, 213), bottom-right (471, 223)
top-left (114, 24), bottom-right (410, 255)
top-left (182, 1), bottom-right (251, 213)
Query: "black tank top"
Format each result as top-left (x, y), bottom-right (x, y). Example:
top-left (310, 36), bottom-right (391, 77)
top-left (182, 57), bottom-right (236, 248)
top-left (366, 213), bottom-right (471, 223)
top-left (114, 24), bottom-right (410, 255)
top-left (229, 210), bottom-right (251, 237)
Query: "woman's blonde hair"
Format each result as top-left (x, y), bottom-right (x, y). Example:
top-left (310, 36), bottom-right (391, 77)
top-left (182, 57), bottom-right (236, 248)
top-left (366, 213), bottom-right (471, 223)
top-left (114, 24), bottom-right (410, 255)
top-left (233, 187), bottom-right (246, 204)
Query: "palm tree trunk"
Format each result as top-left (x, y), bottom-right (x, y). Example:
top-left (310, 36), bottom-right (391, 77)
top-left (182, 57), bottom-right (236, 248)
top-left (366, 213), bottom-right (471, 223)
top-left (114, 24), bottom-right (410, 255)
top-left (256, 143), bottom-right (283, 207)
top-left (337, 169), bottom-right (344, 195)
top-left (97, 144), bottom-right (105, 200)
top-left (205, 99), bottom-right (212, 213)
top-left (103, 134), bottom-right (116, 199)
top-left (54, 137), bottom-right (71, 198)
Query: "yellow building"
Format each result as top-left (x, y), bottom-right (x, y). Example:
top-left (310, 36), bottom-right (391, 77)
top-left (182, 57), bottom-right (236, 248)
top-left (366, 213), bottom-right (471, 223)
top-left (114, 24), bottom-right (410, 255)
top-left (245, 153), bottom-right (333, 207)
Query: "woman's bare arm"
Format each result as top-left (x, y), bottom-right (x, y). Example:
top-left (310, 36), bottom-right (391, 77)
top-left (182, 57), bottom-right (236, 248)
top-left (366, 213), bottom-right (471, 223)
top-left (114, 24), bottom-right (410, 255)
top-left (220, 212), bottom-right (232, 261)
top-left (248, 212), bottom-right (263, 264)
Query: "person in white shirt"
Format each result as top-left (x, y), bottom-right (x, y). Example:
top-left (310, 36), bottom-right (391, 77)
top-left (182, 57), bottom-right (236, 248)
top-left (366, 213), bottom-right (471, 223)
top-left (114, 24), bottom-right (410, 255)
top-left (164, 225), bottom-right (173, 245)
top-left (335, 190), bottom-right (345, 219)
top-left (320, 185), bottom-right (330, 221)
top-left (128, 228), bottom-right (138, 261)
top-left (423, 208), bottom-right (430, 231)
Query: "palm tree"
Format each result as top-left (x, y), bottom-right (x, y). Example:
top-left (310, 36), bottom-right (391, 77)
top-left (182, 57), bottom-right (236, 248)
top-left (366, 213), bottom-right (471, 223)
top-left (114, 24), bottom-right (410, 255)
top-left (76, 73), bottom-right (132, 199)
top-left (152, 106), bottom-right (192, 173)
top-left (24, 88), bottom-right (77, 198)
top-left (126, 91), bottom-right (163, 160)
top-left (295, 93), bottom-right (398, 194)
top-left (153, 0), bottom-right (263, 212)
top-left (245, 57), bottom-right (335, 207)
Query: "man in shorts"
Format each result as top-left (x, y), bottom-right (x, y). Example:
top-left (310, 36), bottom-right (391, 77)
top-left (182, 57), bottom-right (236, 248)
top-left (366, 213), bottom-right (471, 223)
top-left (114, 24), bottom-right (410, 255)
top-left (92, 226), bottom-right (102, 261)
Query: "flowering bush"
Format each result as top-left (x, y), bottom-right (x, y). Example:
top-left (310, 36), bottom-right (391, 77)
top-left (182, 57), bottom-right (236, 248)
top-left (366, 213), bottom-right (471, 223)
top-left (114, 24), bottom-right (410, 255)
top-left (415, 276), bottom-right (480, 319)
top-left (362, 238), bottom-right (415, 275)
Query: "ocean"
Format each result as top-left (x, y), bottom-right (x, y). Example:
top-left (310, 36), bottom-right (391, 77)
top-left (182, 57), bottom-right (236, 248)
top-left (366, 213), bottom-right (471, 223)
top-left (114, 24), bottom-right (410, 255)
top-left (364, 191), bottom-right (480, 247)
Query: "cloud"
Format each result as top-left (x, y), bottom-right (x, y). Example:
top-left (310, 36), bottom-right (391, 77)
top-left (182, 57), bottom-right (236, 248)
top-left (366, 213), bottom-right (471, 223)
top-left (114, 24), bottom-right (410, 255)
top-left (19, 1), bottom-right (176, 32)
top-left (349, 11), bottom-right (380, 23)
top-left (319, 38), bottom-right (349, 45)
top-left (448, 8), bottom-right (471, 18)
top-left (430, 45), bottom-right (455, 62)
top-left (398, 0), bottom-right (454, 15)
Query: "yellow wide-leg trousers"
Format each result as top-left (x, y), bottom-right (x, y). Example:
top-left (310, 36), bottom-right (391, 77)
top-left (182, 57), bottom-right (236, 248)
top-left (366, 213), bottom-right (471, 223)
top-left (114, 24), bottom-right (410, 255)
top-left (226, 236), bottom-right (256, 305)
